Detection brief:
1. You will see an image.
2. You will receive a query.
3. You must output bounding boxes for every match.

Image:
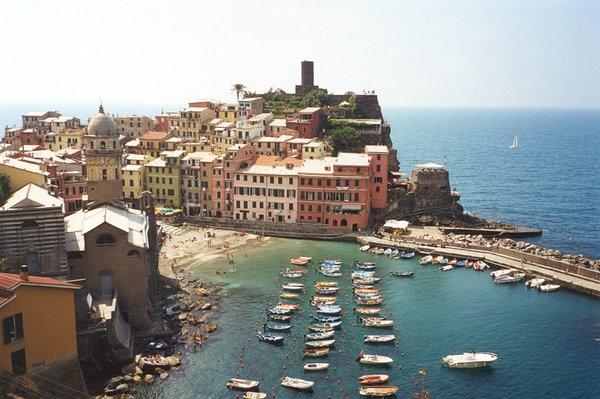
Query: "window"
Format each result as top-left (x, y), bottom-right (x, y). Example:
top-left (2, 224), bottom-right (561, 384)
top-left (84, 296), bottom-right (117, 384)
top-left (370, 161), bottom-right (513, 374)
top-left (376, 165), bottom-right (381, 172)
top-left (96, 234), bottom-right (116, 245)
top-left (3, 314), bottom-right (23, 344)
top-left (127, 250), bottom-right (141, 258)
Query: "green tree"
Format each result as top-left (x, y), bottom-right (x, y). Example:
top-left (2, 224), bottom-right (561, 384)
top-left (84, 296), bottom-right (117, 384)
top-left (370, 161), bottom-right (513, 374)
top-left (0, 174), bottom-right (10, 205)
top-left (232, 83), bottom-right (247, 101)
top-left (330, 127), bottom-right (364, 155)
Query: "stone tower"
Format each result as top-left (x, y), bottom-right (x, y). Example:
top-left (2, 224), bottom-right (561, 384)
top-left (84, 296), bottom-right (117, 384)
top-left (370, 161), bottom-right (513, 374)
top-left (84, 104), bottom-right (123, 204)
top-left (295, 60), bottom-right (319, 95)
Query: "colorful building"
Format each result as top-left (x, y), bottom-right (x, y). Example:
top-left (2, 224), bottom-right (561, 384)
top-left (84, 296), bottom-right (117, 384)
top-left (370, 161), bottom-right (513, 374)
top-left (286, 107), bottom-right (323, 139)
top-left (211, 144), bottom-right (255, 218)
top-left (139, 130), bottom-right (172, 158)
top-left (0, 156), bottom-right (48, 193)
top-left (365, 145), bottom-right (389, 209)
top-left (181, 151), bottom-right (218, 216)
top-left (302, 140), bottom-right (331, 160)
top-left (115, 115), bottom-right (153, 138)
top-left (145, 150), bottom-right (184, 207)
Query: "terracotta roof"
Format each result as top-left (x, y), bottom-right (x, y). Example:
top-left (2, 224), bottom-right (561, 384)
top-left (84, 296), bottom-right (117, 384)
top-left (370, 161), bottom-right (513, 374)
top-left (140, 131), bottom-right (170, 141)
top-left (253, 155), bottom-right (303, 167)
top-left (0, 272), bottom-right (79, 291)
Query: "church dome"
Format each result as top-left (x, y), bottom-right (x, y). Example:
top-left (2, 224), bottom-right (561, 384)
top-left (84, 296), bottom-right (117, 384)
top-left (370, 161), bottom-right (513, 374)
top-left (87, 104), bottom-right (118, 136)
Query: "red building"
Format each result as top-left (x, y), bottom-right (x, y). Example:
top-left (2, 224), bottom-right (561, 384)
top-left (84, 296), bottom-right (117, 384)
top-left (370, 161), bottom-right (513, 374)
top-left (365, 145), bottom-right (389, 209)
top-left (286, 107), bottom-right (322, 139)
top-left (47, 163), bottom-right (87, 213)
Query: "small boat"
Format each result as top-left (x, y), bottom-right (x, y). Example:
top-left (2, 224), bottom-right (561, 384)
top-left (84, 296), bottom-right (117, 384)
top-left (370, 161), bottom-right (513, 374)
top-left (358, 352), bottom-right (393, 365)
top-left (322, 259), bottom-right (342, 265)
top-left (312, 295), bottom-right (337, 303)
top-left (364, 334), bottom-right (395, 343)
top-left (315, 281), bottom-right (338, 287)
top-left (319, 264), bottom-right (340, 271)
top-left (390, 270), bottom-right (414, 277)
top-left (282, 272), bottom-right (303, 279)
top-left (303, 362), bottom-right (329, 371)
top-left (279, 292), bottom-right (301, 299)
top-left (525, 277), bottom-right (546, 288)
top-left (243, 393), bottom-right (267, 399)
top-left (510, 135), bottom-right (518, 149)
top-left (257, 332), bottom-right (284, 345)
top-left (356, 297), bottom-right (384, 306)
top-left (303, 347), bottom-right (329, 357)
top-left (298, 256), bottom-right (312, 261)
top-left (305, 330), bottom-right (335, 340)
top-left (363, 319), bottom-right (394, 328)
top-left (315, 287), bottom-right (339, 295)
top-left (466, 260), bottom-right (475, 268)
top-left (539, 284), bottom-right (560, 292)
top-left (317, 305), bottom-right (342, 314)
top-left (281, 377), bottom-right (314, 390)
top-left (353, 277), bottom-right (381, 284)
top-left (311, 320), bottom-right (342, 329)
top-left (282, 283), bottom-right (304, 291)
top-left (400, 251), bottom-right (415, 259)
top-left (355, 307), bottom-right (381, 315)
top-left (305, 339), bottom-right (335, 348)
top-left (308, 324), bottom-right (334, 333)
top-left (267, 307), bottom-right (292, 315)
top-left (474, 261), bottom-right (490, 271)
top-left (439, 258), bottom-right (449, 265)
top-left (431, 255), bottom-right (444, 265)
top-left (383, 248), bottom-right (393, 256)
top-left (226, 378), bottom-right (260, 391)
top-left (264, 322), bottom-right (291, 331)
top-left (354, 288), bottom-right (380, 295)
top-left (352, 270), bottom-right (375, 278)
top-left (441, 352), bottom-right (498, 368)
top-left (359, 385), bottom-right (399, 397)
top-left (494, 271), bottom-right (526, 284)
top-left (311, 300), bottom-right (337, 307)
top-left (390, 249), bottom-right (399, 257)
top-left (277, 302), bottom-right (300, 310)
top-left (356, 262), bottom-right (377, 270)
top-left (490, 269), bottom-right (515, 278)
top-left (268, 314), bottom-right (291, 322)
top-left (313, 314), bottom-right (341, 323)
top-left (359, 374), bottom-right (389, 385)
top-left (455, 259), bottom-right (467, 268)
top-left (449, 258), bottom-right (458, 265)
top-left (360, 245), bottom-right (371, 252)
top-left (319, 270), bottom-right (342, 277)
top-left (439, 265), bottom-right (454, 271)
top-left (419, 255), bottom-right (433, 265)
top-left (290, 257), bottom-right (309, 266)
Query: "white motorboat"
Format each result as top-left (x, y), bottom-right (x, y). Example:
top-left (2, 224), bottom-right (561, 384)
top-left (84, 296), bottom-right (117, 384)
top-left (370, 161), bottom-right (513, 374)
top-left (359, 245), bottom-right (371, 252)
top-left (303, 362), bottom-right (329, 371)
top-left (494, 271), bottom-right (526, 284)
top-left (419, 255), bottom-right (433, 265)
top-left (226, 378), bottom-right (260, 391)
top-left (441, 352), bottom-right (498, 368)
top-left (317, 305), bottom-right (342, 314)
top-left (281, 377), bottom-right (314, 390)
top-left (539, 284), bottom-right (560, 292)
top-left (359, 374), bottom-right (389, 385)
top-left (363, 319), bottom-right (394, 328)
top-left (305, 330), bottom-right (335, 340)
top-left (525, 277), bottom-right (546, 288)
top-left (282, 283), bottom-right (304, 291)
top-left (439, 265), bottom-right (454, 271)
top-left (305, 339), bottom-right (335, 348)
top-left (243, 393), bottom-right (267, 399)
top-left (490, 268), bottom-right (516, 278)
top-left (359, 385), bottom-right (399, 397)
top-left (358, 352), bottom-right (393, 365)
top-left (364, 334), bottom-right (395, 343)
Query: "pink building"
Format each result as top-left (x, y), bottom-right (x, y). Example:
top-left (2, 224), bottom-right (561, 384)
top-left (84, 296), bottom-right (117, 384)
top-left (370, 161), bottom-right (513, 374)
top-left (233, 156), bottom-right (301, 222)
top-left (297, 153), bottom-right (371, 231)
top-left (47, 163), bottom-right (87, 213)
top-left (211, 144), bottom-right (255, 218)
top-left (286, 107), bottom-right (322, 139)
top-left (365, 145), bottom-right (389, 209)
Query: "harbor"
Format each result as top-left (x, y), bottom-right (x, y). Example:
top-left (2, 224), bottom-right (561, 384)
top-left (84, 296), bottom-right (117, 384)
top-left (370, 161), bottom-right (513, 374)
top-left (135, 231), bottom-right (600, 399)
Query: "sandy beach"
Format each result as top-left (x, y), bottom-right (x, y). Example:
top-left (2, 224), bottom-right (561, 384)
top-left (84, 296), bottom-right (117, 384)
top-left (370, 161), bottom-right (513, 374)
top-left (158, 223), bottom-right (273, 277)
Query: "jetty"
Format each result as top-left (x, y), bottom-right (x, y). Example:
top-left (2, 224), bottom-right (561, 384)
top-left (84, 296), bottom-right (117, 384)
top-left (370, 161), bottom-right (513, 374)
top-left (357, 235), bottom-right (600, 298)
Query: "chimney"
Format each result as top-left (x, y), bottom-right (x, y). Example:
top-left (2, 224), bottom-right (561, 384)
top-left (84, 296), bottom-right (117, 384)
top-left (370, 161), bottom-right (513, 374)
top-left (19, 265), bottom-right (29, 281)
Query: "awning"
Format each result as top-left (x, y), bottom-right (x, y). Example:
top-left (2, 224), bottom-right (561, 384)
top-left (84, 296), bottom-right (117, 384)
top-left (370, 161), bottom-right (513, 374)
top-left (341, 204), bottom-right (362, 211)
top-left (383, 220), bottom-right (410, 229)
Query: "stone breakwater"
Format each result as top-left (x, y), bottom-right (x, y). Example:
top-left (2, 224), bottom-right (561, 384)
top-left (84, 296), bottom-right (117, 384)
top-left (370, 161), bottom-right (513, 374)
top-left (443, 233), bottom-right (600, 271)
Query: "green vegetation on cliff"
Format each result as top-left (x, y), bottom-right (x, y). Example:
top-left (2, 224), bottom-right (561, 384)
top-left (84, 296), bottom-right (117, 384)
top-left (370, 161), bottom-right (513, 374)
top-left (330, 127), bottom-right (365, 155)
top-left (0, 174), bottom-right (10, 205)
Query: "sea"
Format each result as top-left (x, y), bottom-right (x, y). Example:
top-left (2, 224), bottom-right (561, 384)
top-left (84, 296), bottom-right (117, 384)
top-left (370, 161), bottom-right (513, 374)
top-left (1, 105), bottom-right (598, 397)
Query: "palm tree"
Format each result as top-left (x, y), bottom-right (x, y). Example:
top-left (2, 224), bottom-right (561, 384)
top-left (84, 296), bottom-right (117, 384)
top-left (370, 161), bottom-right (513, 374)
top-left (232, 83), bottom-right (247, 101)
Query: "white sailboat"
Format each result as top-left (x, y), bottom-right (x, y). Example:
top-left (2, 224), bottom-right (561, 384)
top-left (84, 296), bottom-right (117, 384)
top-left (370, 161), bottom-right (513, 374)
top-left (510, 136), bottom-right (518, 149)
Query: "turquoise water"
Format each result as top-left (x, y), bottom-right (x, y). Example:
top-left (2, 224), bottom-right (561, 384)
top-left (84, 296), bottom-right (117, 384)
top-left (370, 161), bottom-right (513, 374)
top-left (138, 238), bottom-right (600, 398)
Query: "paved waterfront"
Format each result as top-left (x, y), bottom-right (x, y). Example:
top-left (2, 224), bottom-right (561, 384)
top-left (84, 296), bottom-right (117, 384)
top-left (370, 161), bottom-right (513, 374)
top-left (359, 236), bottom-right (600, 297)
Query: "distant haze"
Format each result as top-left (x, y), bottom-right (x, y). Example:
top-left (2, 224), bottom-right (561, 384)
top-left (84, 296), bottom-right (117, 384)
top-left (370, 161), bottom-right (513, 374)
top-left (0, 0), bottom-right (598, 108)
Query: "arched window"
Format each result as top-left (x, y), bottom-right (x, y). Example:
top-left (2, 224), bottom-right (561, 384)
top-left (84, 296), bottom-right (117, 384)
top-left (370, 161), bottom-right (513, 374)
top-left (96, 234), bottom-right (116, 245)
top-left (113, 140), bottom-right (116, 149)
top-left (127, 249), bottom-right (141, 258)
top-left (90, 141), bottom-right (94, 149)
top-left (21, 220), bottom-right (39, 229)
top-left (100, 141), bottom-right (106, 149)
top-left (102, 169), bottom-right (107, 180)
top-left (340, 219), bottom-right (348, 227)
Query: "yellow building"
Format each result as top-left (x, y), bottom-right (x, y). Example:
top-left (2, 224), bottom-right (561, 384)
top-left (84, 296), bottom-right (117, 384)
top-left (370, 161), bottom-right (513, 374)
top-left (44, 128), bottom-right (85, 152)
top-left (139, 131), bottom-right (172, 158)
top-left (0, 156), bottom-right (48, 193)
top-left (302, 140), bottom-right (332, 160)
top-left (0, 268), bottom-right (79, 376)
top-left (122, 154), bottom-right (152, 203)
top-left (145, 150), bottom-right (184, 207)
top-left (217, 104), bottom-right (238, 122)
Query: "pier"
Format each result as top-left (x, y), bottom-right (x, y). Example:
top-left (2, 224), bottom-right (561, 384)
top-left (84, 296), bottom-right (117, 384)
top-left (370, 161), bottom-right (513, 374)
top-left (357, 235), bottom-right (600, 298)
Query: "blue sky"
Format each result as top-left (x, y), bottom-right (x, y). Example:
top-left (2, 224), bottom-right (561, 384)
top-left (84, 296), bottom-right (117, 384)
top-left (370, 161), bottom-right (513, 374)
top-left (0, 0), bottom-right (598, 108)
